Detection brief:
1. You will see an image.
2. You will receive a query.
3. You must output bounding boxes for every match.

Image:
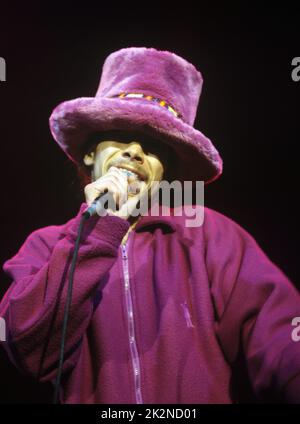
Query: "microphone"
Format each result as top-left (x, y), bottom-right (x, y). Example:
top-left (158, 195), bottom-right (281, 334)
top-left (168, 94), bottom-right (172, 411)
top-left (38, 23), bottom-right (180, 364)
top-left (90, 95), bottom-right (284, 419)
top-left (82, 191), bottom-right (115, 219)
top-left (82, 167), bottom-right (139, 219)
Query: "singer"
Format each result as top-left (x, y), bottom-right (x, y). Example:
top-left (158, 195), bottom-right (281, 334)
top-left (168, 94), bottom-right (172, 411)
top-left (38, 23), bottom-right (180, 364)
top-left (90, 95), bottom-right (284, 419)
top-left (1, 47), bottom-right (300, 404)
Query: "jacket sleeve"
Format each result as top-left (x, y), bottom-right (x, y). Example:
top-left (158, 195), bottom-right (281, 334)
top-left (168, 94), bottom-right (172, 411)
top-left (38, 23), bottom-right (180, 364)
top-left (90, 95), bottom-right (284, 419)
top-left (204, 209), bottom-right (300, 403)
top-left (0, 203), bottom-right (130, 382)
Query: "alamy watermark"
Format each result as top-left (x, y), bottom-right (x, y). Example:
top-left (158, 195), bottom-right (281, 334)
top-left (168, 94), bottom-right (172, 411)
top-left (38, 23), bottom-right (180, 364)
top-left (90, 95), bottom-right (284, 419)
top-left (291, 57), bottom-right (300, 82)
top-left (0, 317), bottom-right (6, 342)
top-left (291, 317), bottom-right (300, 342)
top-left (95, 179), bottom-right (204, 228)
top-left (0, 57), bottom-right (6, 82)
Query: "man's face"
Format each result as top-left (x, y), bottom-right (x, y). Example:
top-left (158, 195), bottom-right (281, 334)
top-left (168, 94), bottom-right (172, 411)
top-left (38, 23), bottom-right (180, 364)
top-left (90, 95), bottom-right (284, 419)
top-left (83, 133), bottom-right (170, 197)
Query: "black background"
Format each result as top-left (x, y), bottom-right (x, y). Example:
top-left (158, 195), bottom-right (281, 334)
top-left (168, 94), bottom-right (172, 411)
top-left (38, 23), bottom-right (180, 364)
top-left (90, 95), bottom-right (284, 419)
top-left (0, 2), bottom-right (299, 403)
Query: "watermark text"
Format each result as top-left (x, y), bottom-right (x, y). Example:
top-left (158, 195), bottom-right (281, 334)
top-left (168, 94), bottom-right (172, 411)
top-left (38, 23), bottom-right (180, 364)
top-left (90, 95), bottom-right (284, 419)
top-left (0, 57), bottom-right (6, 82)
top-left (291, 317), bottom-right (300, 342)
top-left (291, 57), bottom-right (300, 82)
top-left (0, 317), bottom-right (6, 341)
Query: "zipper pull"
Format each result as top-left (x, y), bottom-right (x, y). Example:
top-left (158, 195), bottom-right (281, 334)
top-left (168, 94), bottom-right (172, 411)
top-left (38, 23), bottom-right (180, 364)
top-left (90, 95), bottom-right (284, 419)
top-left (121, 243), bottom-right (127, 259)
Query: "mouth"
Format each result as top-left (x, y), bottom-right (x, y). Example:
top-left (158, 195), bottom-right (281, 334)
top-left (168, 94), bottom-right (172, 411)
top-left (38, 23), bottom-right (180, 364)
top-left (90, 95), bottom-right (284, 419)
top-left (113, 164), bottom-right (147, 182)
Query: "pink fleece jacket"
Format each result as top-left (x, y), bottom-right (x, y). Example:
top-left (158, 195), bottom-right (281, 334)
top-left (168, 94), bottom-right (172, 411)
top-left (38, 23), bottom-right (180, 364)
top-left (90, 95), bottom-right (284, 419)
top-left (1, 204), bottom-right (300, 403)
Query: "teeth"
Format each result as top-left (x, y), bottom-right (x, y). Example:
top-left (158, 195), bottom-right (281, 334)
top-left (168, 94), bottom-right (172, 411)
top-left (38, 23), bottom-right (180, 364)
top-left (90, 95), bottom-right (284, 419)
top-left (118, 167), bottom-right (140, 179)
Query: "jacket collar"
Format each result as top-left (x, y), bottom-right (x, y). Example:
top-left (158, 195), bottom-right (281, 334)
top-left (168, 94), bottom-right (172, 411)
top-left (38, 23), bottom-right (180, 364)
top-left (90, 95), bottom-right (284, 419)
top-left (135, 206), bottom-right (178, 232)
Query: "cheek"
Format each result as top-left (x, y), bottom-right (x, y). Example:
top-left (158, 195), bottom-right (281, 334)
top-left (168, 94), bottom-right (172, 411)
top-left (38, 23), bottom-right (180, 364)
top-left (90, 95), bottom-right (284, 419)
top-left (149, 158), bottom-right (164, 181)
top-left (93, 156), bottom-right (106, 179)
top-left (94, 148), bottom-right (119, 177)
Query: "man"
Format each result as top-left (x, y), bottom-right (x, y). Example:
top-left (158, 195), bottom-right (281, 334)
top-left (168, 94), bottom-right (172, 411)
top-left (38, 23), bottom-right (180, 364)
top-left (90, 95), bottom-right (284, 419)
top-left (1, 47), bottom-right (300, 404)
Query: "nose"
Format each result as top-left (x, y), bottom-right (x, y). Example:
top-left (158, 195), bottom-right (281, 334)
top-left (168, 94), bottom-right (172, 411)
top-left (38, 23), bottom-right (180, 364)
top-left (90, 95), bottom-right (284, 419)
top-left (122, 143), bottom-right (144, 164)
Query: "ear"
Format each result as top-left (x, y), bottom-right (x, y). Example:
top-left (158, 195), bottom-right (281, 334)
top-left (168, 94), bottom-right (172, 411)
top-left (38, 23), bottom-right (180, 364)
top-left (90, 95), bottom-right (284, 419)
top-left (83, 151), bottom-right (95, 166)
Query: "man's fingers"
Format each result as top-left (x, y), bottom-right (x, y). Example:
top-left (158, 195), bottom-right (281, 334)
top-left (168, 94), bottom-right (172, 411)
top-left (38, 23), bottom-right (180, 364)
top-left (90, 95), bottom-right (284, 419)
top-left (84, 166), bottom-right (145, 218)
top-left (84, 168), bottom-right (129, 207)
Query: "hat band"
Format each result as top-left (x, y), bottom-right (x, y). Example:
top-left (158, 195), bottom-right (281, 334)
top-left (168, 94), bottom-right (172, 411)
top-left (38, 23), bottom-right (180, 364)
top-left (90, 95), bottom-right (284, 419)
top-left (111, 92), bottom-right (182, 119)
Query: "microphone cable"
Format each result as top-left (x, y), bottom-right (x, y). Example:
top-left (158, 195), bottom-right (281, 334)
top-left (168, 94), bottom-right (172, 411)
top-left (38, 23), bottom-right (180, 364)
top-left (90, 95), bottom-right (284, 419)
top-left (52, 178), bottom-right (131, 403)
top-left (53, 212), bottom-right (88, 404)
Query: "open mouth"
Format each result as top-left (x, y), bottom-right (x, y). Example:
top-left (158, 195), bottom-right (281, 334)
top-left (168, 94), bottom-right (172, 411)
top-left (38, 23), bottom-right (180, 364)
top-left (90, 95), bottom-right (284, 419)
top-left (114, 165), bottom-right (147, 182)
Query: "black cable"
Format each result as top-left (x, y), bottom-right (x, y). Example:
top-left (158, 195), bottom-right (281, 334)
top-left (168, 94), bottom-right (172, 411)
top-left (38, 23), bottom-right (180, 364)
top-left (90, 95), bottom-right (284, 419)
top-left (53, 213), bottom-right (88, 404)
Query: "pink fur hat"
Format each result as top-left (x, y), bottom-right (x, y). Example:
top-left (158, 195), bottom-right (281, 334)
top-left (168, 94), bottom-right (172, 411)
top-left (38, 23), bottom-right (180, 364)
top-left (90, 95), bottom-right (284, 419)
top-left (49, 47), bottom-right (223, 183)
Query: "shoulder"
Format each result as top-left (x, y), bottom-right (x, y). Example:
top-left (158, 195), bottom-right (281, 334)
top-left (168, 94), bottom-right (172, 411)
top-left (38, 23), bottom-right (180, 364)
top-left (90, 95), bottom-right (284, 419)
top-left (203, 207), bottom-right (253, 239)
top-left (170, 205), bottom-right (255, 245)
top-left (16, 214), bottom-right (77, 255)
top-left (2, 214), bottom-right (78, 275)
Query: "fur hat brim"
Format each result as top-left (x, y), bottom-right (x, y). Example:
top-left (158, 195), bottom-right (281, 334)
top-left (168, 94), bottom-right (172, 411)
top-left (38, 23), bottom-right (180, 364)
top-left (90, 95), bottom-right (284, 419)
top-left (49, 96), bottom-right (223, 183)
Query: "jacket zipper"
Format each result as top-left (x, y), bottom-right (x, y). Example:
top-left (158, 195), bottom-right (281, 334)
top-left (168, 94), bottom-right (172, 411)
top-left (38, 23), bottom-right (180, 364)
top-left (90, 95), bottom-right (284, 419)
top-left (121, 240), bottom-right (144, 404)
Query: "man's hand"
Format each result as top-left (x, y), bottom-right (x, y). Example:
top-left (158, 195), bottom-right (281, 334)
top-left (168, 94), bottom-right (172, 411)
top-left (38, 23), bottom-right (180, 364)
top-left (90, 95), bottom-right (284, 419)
top-left (84, 166), bottom-right (146, 220)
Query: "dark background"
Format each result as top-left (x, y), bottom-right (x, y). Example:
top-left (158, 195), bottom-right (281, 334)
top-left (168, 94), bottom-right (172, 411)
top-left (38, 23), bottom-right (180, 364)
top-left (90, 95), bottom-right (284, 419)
top-left (0, 3), bottom-right (299, 403)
